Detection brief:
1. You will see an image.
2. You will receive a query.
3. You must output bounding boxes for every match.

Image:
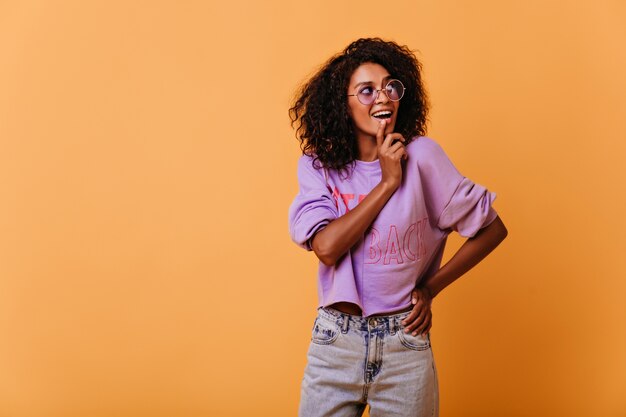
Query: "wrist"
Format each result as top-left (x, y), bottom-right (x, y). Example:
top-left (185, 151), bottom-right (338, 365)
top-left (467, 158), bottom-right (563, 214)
top-left (419, 284), bottom-right (434, 300)
top-left (378, 179), bottom-right (399, 195)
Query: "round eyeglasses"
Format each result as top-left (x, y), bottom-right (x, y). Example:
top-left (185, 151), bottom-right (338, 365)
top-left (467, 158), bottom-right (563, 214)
top-left (347, 79), bottom-right (405, 105)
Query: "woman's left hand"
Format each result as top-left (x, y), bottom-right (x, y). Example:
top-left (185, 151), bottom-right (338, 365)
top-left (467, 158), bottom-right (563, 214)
top-left (401, 287), bottom-right (433, 336)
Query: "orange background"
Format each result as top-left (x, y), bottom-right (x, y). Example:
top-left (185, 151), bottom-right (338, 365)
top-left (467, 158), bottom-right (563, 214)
top-left (1, 1), bottom-right (625, 416)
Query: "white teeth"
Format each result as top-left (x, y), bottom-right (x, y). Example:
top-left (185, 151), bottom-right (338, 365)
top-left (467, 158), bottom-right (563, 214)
top-left (372, 111), bottom-right (392, 117)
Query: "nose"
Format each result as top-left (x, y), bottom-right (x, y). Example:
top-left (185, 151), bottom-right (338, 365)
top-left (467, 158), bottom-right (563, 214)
top-left (374, 87), bottom-right (389, 104)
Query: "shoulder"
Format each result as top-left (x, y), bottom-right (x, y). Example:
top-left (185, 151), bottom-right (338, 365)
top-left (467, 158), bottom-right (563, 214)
top-left (296, 153), bottom-right (320, 171)
top-left (297, 152), bottom-right (314, 164)
top-left (405, 135), bottom-right (461, 177)
top-left (405, 136), bottom-right (447, 159)
top-left (296, 153), bottom-right (328, 182)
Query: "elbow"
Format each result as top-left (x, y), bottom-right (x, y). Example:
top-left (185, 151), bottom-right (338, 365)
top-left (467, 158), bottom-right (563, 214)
top-left (311, 234), bottom-right (339, 266)
top-left (496, 228), bottom-right (508, 245)
top-left (493, 216), bottom-right (508, 242)
top-left (314, 246), bottom-right (338, 266)
top-left (317, 254), bottom-right (337, 267)
top-left (472, 215), bottom-right (508, 243)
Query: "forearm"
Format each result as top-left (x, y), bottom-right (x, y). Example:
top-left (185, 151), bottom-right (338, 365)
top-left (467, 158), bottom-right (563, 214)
top-left (420, 215), bottom-right (508, 298)
top-left (311, 181), bottom-right (397, 265)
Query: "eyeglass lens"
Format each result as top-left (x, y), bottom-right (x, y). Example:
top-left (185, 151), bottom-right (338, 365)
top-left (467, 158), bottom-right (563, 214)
top-left (357, 80), bottom-right (405, 105)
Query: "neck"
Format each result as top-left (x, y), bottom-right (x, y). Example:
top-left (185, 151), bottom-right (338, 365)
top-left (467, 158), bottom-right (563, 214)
top-left (357, 133), bottom-right (378, 162)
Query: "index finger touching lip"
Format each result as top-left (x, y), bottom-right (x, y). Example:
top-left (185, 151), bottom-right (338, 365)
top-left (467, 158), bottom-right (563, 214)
top-left (376, 120), bottom-right (386, 144)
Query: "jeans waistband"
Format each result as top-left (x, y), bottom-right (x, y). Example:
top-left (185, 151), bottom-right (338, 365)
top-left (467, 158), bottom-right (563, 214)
top-left (318, 306), bottom-right (413, 334)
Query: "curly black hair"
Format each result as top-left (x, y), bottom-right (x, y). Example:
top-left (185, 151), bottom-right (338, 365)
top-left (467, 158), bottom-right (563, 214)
top-left (289, 37), bottom-right (430, 177)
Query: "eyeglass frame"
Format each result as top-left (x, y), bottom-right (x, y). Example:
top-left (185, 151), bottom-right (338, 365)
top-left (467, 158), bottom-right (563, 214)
top-left (347, 79), bottom-right (405, 105)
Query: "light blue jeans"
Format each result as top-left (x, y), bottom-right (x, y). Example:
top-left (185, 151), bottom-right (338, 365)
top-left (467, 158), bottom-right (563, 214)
top-left (298, 306), bottom-right (439, 417)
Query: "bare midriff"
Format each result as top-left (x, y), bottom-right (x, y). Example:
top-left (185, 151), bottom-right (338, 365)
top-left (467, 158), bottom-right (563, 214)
top-left (328, 301), bottom-right (413, 317)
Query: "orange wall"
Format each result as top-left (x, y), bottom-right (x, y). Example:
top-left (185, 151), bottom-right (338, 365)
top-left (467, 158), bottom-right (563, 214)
top-left (1, 1), bottom-right (625, 416)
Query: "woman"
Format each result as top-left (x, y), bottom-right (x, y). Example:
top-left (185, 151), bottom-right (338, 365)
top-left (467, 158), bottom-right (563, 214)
top-left (288, 38), bottom-right (508, 417)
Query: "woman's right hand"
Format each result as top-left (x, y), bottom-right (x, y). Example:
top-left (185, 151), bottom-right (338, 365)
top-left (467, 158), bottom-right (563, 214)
top-left (376, 119), bottom-right (407, 190)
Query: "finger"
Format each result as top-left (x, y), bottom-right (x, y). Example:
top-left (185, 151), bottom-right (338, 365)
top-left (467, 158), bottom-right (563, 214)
top-left (413, 311), bottom-right (431, 335)
top-left (390, 135), bottom-right (406, 147)
top-left (407, 302), bottom-right (431, 334)
top-left (387, 141), bottom-right (406, 156)
top-left (376, 120), bottom-right (386, 148)
top-left (410, 292), bottom-right (425, 310)
top-left (382, 133), bottom-right (403, 149)
top-left (404, 308), bottom-right (426, 332)
top-left (425, 312), bottom-right (433, 335)
top-left (417, 311), bottom-right (433, 336)
top-left (402, 296), bottom-right (427, 327)
top-left (406, 317), bottom-right (425, 334)
top-left (401, 304), bottom-right (421, 327)
top-left (424, 319), bottom-right (432, 335)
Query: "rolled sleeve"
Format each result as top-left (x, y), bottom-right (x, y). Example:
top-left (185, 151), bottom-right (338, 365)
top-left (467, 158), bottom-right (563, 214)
top-left (438, 177), bottom-right (498, 238)
top-left (416, 137), bottom-right (498, 239)
top-left (288, 155), bottom-right (339, 250)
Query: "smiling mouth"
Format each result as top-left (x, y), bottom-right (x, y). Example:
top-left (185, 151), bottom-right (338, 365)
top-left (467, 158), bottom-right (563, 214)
top-left (372, 110), bottom-right (393, 120)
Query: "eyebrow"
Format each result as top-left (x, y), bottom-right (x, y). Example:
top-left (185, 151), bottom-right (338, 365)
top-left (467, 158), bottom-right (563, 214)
top-left (353, 75), bottom-right (392, 89)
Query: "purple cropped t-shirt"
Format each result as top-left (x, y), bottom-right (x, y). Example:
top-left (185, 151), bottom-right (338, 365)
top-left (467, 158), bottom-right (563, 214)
top-left (288, 136), bottom-right (498, 317)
